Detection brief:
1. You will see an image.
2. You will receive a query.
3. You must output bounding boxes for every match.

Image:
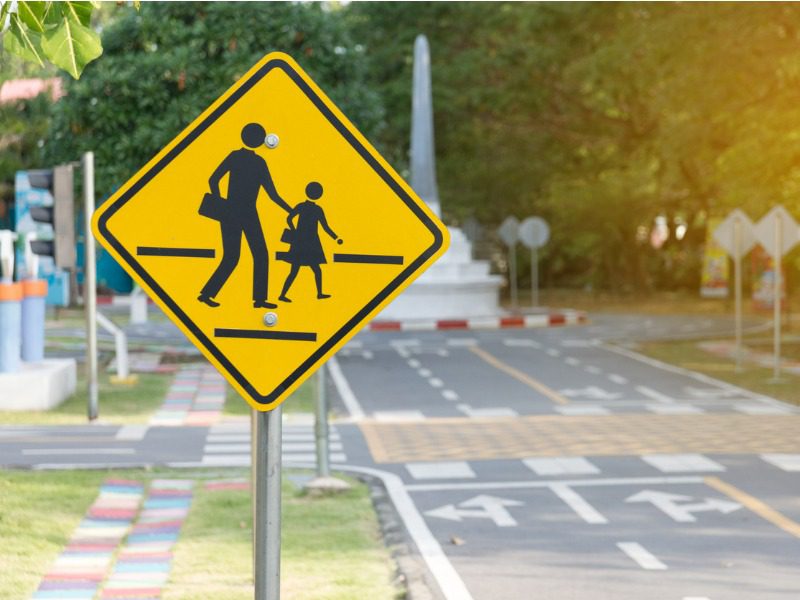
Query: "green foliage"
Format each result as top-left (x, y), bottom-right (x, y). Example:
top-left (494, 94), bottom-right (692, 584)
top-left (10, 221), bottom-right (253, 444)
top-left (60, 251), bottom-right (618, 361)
top-left (2, 1), bottom-right (102, 79)
top-left (45, 2), bottom-right (383, 203)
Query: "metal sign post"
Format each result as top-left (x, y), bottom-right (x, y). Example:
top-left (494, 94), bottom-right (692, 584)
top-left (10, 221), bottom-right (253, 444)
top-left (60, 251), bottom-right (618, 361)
top-left (772, 212), bottom-right (782, 381)
top-left (254, 406), bottom-right (282, 600)
top-left (733, 217), bottom-right (743, 372)
top-left (83, 151), bottom-right (99, 421)
top-left (519, 217), bottom-right (550, 308)
top-left (498, 216), bottom-right (520, 310)
top-left (315, 366), bottom-right (330, 478)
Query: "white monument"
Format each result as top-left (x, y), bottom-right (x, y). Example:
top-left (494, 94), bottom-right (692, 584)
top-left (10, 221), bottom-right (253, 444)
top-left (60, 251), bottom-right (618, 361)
top-left (380, 35), bottom-right (502, 320)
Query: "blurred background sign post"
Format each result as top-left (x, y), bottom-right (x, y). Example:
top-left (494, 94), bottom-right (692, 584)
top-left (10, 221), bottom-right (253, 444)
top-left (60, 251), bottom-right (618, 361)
top-left (713, 210), bottom-right (756, 371)
top-left (498, 216), bottom-right (520, 309)
top-left (519, 216), bottom-right (549, 308)
top-left (753, 205), bottom-right (800, 381)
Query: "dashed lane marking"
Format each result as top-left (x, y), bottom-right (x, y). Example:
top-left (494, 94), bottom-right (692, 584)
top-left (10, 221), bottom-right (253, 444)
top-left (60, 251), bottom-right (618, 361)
top-left (617, 542), bottom-right (668, 570)
top-left (607, 374), bottom-right (629, 385)
top-left (635, 385), bottom-right (675, 404)
top-left (406, 461), bottom-right (476, 480)
top-left (469, 345), bottom-right (570, 405)
top-left (641, 454), bottom-right (725, 473)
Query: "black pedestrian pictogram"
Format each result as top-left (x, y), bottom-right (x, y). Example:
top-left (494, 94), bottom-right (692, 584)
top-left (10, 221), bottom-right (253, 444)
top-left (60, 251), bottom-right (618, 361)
top-left (198, 123), bottom-right (291, 309)
top-left (278, 182), bottom-right (343, 302)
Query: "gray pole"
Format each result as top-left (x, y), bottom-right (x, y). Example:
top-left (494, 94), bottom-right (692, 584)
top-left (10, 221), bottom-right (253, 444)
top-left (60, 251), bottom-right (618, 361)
top-left (315, 367), bottom-right (330, 478)
top-left (509, 247), bottom-right (518, 310)
top-left (531, 245), bottom-right (539, 308)
top-left (254, 406), bottom-right (282, 600)
top-left (410, 35), bottom-right (441, 218)
top-left (251, 406), bottom-right (257, 572)
top-left (773, 213), bottom-right (782, 381)
top-left (734, 218), bottom-right (743, 372)
top-left (83, 152), bottom-right (99, 421)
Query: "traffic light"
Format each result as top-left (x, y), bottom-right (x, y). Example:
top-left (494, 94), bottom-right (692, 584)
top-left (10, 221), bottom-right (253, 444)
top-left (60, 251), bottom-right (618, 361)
top-left (27, 165), bottom-right (76, 270)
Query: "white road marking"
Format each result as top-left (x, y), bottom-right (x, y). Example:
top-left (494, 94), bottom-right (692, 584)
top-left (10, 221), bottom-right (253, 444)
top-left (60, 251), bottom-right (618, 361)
top-left (282, 442), bottom-right (343, 452)
top-left (408, 359), bottom-right (422, 369)
top-left (418, 368), bottom-right (432, 378)
top-left (625, 490), bottom-right (741, 523)
top-left (607, 373), bottom-right (628, 385)
top-left (425, 495), bottom-right (523, 527)
top-left (373, 411), bottom-right (426, 422)
top-left (447, 338), bottom-right (478, 347)
top-left (406, 461), bottom-right (476, 480)
top-left (560, 339), bottom-right (600, 348)
top-left (584, 365), bottom-right (602, 375)
top-left (735, 404), bottom-right (793, 415)
top-left (204, 443), bottom-right (249, 453)
top-left (546, 349), bottom-right (561, 357)
top-left (391, 338), bottom-right (420, 347)
top-left (115, 425), bottom-right (148, 441)
top-left (565, 357), bottom-right (581, 366)
top-left (437, 349), bottom-right (449, 357)
top-left (328, 356), bottom-right (365, 420)
top-left (635, 385), bottom-right (675, 404)
top-left (406, 475), bottom-right (703, 493)
top-left (503, 338), bottom-right (542, 348)
top-left (362, 350), bottom-right (374, 360)
top-left (550, 483), bottom-right (608, 524)
top-left (646, 404), bottom-right (704, 415)
top-left (23, 448), bottom-right (136, 455)
top-left (201, 453), bottom-right (347, 466)
top-left (207, 434), bottom-right (250, 443)
top-left (429, 378), bottom-right (444, 388)
top-left (523, 456), bottom-right (600, 476)
top-left (441, 389), bottom-right (460, 401)
top-left (642, 454), bottom-right (725, 473)
top-left (605, 344), bottom-right (789, 409)
top-left (556, 405), bottom-right (611, 416)
top-left (456, 404), bottom-right (518, 418)
top-left (344, 340), bottom-right (363, 349)
top-left (340, 465), bottom-right (473, 600)
top-left (617, 542), bottom-right (668, 570)
top-left (560, 386), bottom-right (621, 400)
top-left (761, 454), bottom-right (800, 472)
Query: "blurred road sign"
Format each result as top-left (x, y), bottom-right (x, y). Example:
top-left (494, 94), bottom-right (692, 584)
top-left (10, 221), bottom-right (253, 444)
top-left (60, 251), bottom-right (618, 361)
top-left (92, 52), bottom-right (449, 412)
top-left (498, 216), bottom-right (519, 247)
top-left (754, 205), bottom-right (800, 259)
top-left (712, 209), bottom-right (755, 260)
top-left (519, 217), bottom-right (549, 249)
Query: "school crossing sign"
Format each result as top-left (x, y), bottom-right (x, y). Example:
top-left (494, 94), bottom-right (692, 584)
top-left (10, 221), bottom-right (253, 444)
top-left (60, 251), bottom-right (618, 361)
top-left (92, 53), bottom-right (449, 411)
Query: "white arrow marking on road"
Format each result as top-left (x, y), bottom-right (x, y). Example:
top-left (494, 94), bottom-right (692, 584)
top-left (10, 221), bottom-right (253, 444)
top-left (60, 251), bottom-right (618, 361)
top-left (626, 490), bottom-right (742, 522)
top-left (559, 386), bottom-right (621, 400)
top-left (425, 495), bottom-right (524, 527)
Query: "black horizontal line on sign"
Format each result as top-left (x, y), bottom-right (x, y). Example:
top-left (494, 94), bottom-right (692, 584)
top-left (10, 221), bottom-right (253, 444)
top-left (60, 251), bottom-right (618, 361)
top-left (214, 328), bottom-right (317, 342)
top-left (137, 247), bottom-right (216, 258)
top-left (333, 253), bottom-right (404, 265)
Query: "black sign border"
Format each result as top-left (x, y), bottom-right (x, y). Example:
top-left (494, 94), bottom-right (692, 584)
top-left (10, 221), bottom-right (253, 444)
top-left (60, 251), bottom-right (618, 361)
top-left (96, 58), bottom-right (444, 409)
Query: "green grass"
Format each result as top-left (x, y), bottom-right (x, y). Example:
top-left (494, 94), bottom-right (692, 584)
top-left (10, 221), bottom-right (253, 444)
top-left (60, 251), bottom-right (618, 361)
top-left (0, 470), bottom-right (107, 599)
top-left (0, 371), bottom-right (171, 425)
top-left (0, 469), bottom-right (400, 600)
top-left (225, 378), bottom-right (316, 416)
top-left (639, 339), bottom-right (800, 406)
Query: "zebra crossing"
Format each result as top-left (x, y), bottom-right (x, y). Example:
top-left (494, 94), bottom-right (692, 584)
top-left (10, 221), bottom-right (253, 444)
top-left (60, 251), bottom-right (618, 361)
top-left (402, 453), bottom-right (800, 481)
top-left (200, 419), bottom-right (347, 467)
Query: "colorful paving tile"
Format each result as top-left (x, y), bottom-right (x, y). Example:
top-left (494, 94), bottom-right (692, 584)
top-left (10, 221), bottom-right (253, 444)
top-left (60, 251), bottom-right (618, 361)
top-left (149, 365), bottom-right (226, 427)
top-left (32, 480), bottom-right (143, 600)
top-left (100, 479), bottom-right (194, 600)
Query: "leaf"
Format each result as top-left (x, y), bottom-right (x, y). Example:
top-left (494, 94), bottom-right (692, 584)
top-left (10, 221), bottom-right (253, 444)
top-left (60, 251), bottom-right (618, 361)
top-left (17, 1), bottom-right (47, 32)
top-left (3, 13), bottom-right (46, 66)
top-left (61, 1), bottom-right (93, 27)
top-left (41, 11), bottom-right (102, 78)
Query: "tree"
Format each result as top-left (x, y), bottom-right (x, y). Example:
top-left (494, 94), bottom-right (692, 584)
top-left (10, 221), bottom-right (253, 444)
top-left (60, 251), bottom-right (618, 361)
top-left (45, 2), bottom-right (383, 202)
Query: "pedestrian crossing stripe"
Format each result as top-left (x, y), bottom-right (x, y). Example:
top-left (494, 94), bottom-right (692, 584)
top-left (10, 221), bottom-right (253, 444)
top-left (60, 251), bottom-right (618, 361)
top-left (92, 52), bottom-right (448, 412)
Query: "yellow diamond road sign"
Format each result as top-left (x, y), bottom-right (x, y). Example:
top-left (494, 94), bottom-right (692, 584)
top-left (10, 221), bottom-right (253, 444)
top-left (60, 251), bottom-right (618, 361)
top-left (92, 52), bottom-right (449, 411)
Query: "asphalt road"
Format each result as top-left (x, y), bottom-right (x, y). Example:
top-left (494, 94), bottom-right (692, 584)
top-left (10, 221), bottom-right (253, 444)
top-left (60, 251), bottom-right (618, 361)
top-left (3, 313), bottom-right (799, 600)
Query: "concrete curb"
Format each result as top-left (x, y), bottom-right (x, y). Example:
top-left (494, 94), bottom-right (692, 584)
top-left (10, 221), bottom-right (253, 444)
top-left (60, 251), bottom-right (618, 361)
top-left (368, 310), bottom-right (587, 332)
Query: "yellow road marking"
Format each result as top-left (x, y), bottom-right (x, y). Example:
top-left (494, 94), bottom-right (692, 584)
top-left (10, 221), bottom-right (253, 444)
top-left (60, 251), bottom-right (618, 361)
top-left (469, 345), bottom-right (569, 405)
top-left (705, 476), bottom-right (800, 538)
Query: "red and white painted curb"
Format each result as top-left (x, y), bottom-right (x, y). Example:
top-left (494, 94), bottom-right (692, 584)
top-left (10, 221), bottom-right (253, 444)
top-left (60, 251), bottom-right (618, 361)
top-left (367, 310), bottom-right (587, 332)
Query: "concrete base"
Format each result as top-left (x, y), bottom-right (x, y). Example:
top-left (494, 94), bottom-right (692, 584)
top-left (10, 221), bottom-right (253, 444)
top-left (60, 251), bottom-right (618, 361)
top-left (380, 227), bottom-right (503, 320)
top-left (0, 358), bottom-right (77, 411)
top-left (304, 476), bottom-right (353, 494)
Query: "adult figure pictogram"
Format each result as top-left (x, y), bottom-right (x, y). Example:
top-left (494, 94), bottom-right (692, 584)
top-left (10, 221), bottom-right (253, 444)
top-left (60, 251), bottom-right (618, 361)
top-left (278, 181), bottom-right (342, 302)
top-left (198, 122), bottom-right (291, 309)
